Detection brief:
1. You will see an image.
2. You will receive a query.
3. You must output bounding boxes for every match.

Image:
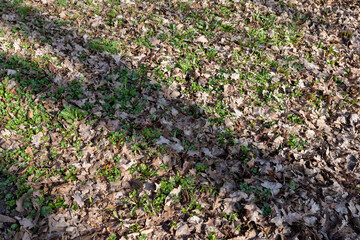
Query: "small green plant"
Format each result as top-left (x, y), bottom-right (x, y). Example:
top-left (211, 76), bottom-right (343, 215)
top-left (100, 69), bottom-right (144, 116)
top-left (55, 0), bottom-right (68, 7)
top-left (261, 203), bottom-right (272, 216)
top-left (134, 37), bottom-right (154, 49)
top-left (289, 180), bottom-right (296, 190)
top-left (106, 9), bottom-right (118, 27)
top-left (97, 165), bottom-right (122, 182)
top-left (239, 183), bottom-right (271, 202)
top-left (39, 197), bottom-right (68, 217)
top-left (17, 5), bottom-right (31, 17)
top-left (217, 128), bottom-right (235, 146)
top-left (59, 105), bottom-right (88, 124)
top-left (169, 220), bottom-right (178, 229)
top-left (142, 128), bottom-right (161, 140)
top-left (287, 134), bottom-right (307, 150)
top-left (64, 165), bottom-right (78, 182)
top-left (138, 234), bottom-right (148, 240)
top-left (129, 163), bottom-right (158, 179)
top-left (10, 223), bottom-right (20, 233)
top-left (121, 189), bottom-right (148, 217)
top-left (88, 38), bottom-right (120, 54)
top-left (195, 162), bottom-right (208, 172)
top-left (55, 81), bottom-right (85, 100)
top-left (107, 233), bottom-right (117, 240)
top-left (287, 114), bottom-right (304, 124)
top-left (205, 48), bottom-right (218, 59)
top-left (223, 212), bottom-right (239, 221)
top-left (108, 131), bottom-right (127, 147)
top-left (207, 227), bottom-right (216, 240)
top-left (305, 52), bottom-right (313, 62)
top-left (129, 223), bottom-right (141, 233)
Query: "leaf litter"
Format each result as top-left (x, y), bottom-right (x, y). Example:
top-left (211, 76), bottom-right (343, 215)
top-left (0, 0), bottom-right (359, 239)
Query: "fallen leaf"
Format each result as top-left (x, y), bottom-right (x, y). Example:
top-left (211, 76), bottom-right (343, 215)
top-left (24, 146), bottom-right (34, 157)
top-left (195, 35), bottom-right (208, 43)
top-left (305, 130), bottom-right (315, 139)
top-left (149, 37), bottom-right (161, 46)
top-left (31, 132), bottom-right (44, 148)
top-left (175, 222), bottom-right (190, 237)
top-left (156, 136), bottom-right (171, 145)
top-left (7, 69), bottom-right (17, 75)
top-left (261, 181), bottom-right (283, 196)
top-left (273, 136), bottom-right (284, 148)
top-left (16, 194), bottom-right (27, 212)
top-left (0, 214), bottom-right (16, 223)
top-left (16, 217), bottom-right (35, 229)
top-left (27, 110), bottom-right (34, 119)
top-left (73, 193), bottom-right (85, 208)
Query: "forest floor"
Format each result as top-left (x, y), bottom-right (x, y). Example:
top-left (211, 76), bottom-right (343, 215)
top-left (0, 0), bottom-right (360, 239)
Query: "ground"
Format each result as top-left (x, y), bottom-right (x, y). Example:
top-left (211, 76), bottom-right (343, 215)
top-left (0, 0), bottom-right (360, 239)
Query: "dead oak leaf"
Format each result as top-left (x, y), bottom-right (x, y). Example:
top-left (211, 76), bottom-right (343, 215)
top-left (79, 124), bottom-right (94, 140)
top-left (72, 193), bottom-right (85, 208)
top-left (149, 37), bottom-right (161, 46)
top-left (261, 181), bottom-right (282, 196)
top-left (31, 132), bottom-right (44, 148)
top-left (25, 146), bottom-right (34, 157)
top-left (16, 217), bottom-right (35, 229)
top-left (195, 35), bottom-right (208, 43)
top-left (0, 214), bottom-right (16, 223)
top-left (244, 203), bottom-right (264, 224)
top-left (273, 136), bottom-right (284, 148)
top-left (305, 130), bottom-right (315, 139)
